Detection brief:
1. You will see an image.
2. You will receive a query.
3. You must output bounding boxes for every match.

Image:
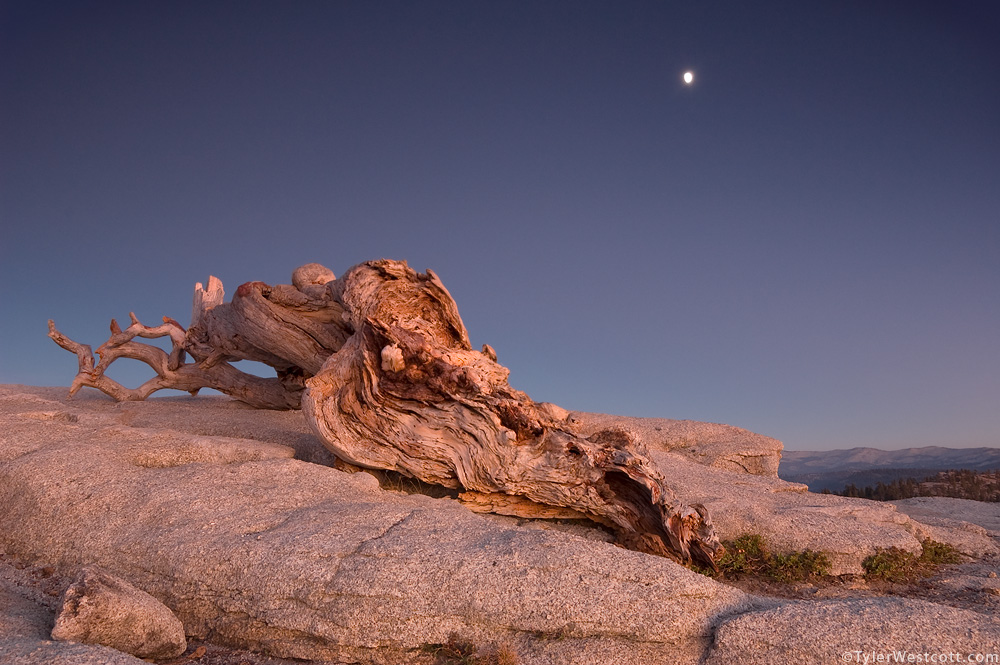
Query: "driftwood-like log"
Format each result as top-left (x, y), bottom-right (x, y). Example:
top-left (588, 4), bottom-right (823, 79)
top-left (302, 260), bottom-right (722, 568)
top-left (49, 260), bottom-right (723, 568)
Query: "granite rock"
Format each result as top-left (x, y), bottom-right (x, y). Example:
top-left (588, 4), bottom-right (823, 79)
top-left (570, 411), bottom-right (783, 477)
top-left (51, 567), bottom-right (186, 659)
top-left (891, 497), bottom-right (1000, 537)
top-left (0, 566), bottom-right (149, 665)
top-left (3, 384), bottom-right (996, 664)
top-left (704, 597), bottom-right (1000, 664)
top-left (0, 385), bottom-right (761, 665)
top-left (0, 639), bottom-right (152, 665)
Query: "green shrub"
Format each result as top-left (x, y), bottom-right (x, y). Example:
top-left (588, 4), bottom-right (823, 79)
top-left (716, 534), bottom-right (831, 582)
top-left (862, 546), bottom-right (920, 582)
top-left (769, 549), bottom-right (833, 582)
top-left (717, 534), bottom-right (770, 576)
top-left (919, 538), bottom-right (963, 565)
top-left (862, 539), bottom-right (963, 582)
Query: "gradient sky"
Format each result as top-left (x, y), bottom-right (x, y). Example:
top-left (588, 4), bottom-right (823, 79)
top-left (2, 1), bottom-right (998, 451)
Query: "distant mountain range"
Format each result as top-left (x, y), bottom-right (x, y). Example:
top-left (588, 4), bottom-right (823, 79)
top-left (779, 446), bottom-right (1000, 493)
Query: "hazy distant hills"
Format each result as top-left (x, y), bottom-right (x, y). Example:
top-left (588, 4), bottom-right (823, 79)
top-left (779, 446), bottom-right (1000, 492)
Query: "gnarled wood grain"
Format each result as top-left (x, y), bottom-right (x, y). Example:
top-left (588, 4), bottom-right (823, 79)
top-left (302, 260), bottom-right (723, 568)
top-left (49, 259), bottom-right (723, 568)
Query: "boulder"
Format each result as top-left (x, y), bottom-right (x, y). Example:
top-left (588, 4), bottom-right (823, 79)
top-left (51, 567), bottom-right (187, 659)
top-left (570, 411), bottom-right (783, 477)
top-left (0, 566), bottom-right (149, 665)
top-left (704, 597), bottom-right (1000, 664)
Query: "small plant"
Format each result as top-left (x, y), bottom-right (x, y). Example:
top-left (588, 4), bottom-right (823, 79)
top-left (489, 644), bottom-right (520, 665)
top-left (862, 546), bottom-right (923, 582)
top-left (716, 534), bottom-right (770, 576)
top-left (768, 549), bottom-right (833, 582)
top-left (919, 538), bottom-right (963, 565)
top-left (715, 533), bottom-right (831, 582)
top-left (427, 634), bottom-right (478, 665)
top-left (862, 539), bottom-right (963, 582)
top-left (374, 469), bottom-right (458, 498)
top-left (426, 634), bottom-right (519, 665)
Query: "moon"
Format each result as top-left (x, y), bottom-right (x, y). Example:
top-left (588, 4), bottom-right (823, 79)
top-left (683, 71), bottom-right (694, 85)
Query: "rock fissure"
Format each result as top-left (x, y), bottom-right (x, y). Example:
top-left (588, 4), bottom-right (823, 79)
top-left (334, 510), bottom-right (420, 563)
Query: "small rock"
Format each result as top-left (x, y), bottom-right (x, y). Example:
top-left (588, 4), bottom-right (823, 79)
top-left (51, 568), bottom-right (186, 659)
top-left (989, 572), bottom-right (998, 579)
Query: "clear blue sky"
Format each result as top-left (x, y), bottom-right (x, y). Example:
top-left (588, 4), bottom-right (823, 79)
top-left (2, 1), bottom-right (998, 451)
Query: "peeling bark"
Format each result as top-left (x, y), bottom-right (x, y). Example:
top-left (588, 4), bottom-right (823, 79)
top-left (49, 259), bottom-right (723, 568)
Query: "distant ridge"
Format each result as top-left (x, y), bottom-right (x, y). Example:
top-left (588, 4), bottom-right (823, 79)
top-left (779, 446), bottom-right (1000, 493)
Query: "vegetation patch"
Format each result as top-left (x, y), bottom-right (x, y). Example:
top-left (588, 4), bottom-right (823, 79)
top-left (425, 633), bottom-right (519, 665)
top-left (862, 547), bottom-right (921, 582)
top-left (862, 539), bottom-right (964, 582)
top-left (711, 533), bottom-right (832, 582)
top-left (920, 538), bottom-right (964, 565)
top-left (767, 549), bottom-right (835, 583)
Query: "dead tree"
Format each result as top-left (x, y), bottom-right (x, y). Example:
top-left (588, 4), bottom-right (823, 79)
top-left (49, 260), bottom-right (723, 569)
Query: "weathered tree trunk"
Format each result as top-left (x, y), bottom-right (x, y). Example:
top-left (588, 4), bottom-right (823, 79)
top-left (49, 260), bottom-right (723, 569)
